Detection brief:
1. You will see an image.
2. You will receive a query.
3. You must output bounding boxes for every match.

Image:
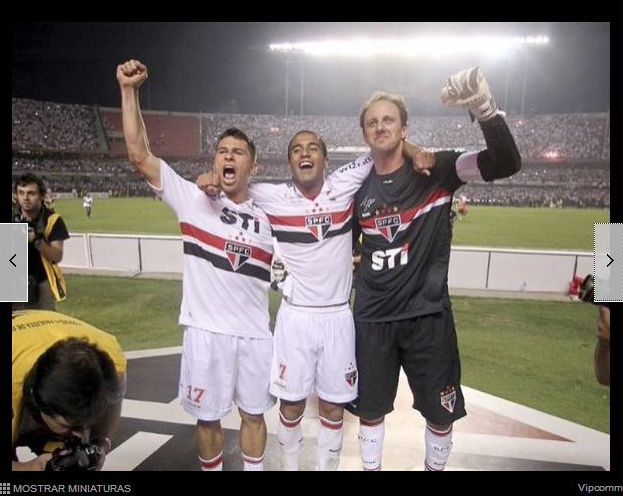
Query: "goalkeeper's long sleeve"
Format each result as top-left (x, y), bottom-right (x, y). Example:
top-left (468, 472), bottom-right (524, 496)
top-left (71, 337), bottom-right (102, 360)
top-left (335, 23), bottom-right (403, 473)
top-left (475, 115), bottom-right (522, 182)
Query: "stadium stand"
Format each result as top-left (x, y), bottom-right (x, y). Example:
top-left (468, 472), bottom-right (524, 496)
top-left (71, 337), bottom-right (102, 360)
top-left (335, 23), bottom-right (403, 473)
top-left (12, 98), bottom-right (103, 152)
top-left (12, 98), bottom-right (610, 207)
top-left (101, 108), bottom-right (201, 157)
top-left (201, 112), bottom-right (611, 161)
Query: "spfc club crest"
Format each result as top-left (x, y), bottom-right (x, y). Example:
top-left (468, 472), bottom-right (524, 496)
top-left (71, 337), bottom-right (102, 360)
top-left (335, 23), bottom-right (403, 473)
top-left (344, 363), bottom-right (357, 387)
top-left (225, 241), bottom-right (251, 271)
top-left (375, 215), bottom-right (401, 242)
top-left (440, 386), bottom-right (456, 413)
top-left (305, 214), bottom-right (332, 241)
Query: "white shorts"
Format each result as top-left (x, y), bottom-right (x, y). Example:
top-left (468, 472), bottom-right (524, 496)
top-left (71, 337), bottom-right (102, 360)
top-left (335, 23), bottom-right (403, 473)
top-left (269, 300), bottom-right (358, 404)
top-left (179, 327), bottom-right (276, 421)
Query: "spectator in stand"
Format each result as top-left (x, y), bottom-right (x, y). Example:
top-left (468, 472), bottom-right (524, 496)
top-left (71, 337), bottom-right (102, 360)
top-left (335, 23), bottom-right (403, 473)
top-left (11, 97), bottom-right (609, 206)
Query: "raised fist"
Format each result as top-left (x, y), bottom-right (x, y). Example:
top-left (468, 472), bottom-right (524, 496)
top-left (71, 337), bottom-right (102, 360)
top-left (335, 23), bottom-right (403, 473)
top-left (196, 170), bottom-right (221, 198)
top-left (440, 66), bottom-right (498, 122)
top-left (116, 59), bottom-right (148, 89)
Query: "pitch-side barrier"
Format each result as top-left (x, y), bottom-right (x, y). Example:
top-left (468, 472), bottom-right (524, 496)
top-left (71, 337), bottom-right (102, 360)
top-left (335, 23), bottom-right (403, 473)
top-left (60, 233), bottom-right (592, 294)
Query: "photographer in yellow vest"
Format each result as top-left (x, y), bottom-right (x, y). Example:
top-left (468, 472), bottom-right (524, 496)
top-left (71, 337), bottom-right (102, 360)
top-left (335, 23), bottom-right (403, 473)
top-left (12, 310), bottom-right (127, 471)
top-left (12, 173), bottom-right (69, 310)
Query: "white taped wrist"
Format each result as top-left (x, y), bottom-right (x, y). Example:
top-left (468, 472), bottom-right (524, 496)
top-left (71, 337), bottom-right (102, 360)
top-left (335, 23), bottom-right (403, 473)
top-left (472, 96), bottom-right (499, 122)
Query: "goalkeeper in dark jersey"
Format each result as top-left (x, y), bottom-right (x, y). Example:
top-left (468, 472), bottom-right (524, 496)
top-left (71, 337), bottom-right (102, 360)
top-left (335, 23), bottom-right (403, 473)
top-left (345, 67), bottom-right (521, 471)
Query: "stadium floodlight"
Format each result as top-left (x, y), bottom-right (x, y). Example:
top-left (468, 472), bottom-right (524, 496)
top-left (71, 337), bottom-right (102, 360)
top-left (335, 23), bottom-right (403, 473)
top-left (269, 35), bottom-right (549, 58)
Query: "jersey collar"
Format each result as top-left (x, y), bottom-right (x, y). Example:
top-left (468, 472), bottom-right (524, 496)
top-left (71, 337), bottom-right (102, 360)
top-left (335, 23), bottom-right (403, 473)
top-left (288, 179), bottom-right (331, 201)
top-left (214, 191), bottom-right (257, 209)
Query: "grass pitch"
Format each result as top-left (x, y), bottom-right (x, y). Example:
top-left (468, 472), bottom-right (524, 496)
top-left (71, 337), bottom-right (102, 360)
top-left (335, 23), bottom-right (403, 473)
top-left (55, 198), bottom-right (607, 251)
top-left (57, 274), bottom-right (610, 434)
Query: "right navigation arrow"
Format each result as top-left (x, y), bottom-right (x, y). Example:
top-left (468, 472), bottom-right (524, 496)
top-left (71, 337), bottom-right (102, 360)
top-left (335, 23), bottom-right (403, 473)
top-left (606, 254), bottom-right (614, 268)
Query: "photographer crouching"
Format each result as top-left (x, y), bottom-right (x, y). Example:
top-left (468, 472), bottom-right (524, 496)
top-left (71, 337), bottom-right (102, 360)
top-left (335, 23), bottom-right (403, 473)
top-left (12, 173), bottom-right (69, 311)
top-left (12, 310), bottom-right (127, 471)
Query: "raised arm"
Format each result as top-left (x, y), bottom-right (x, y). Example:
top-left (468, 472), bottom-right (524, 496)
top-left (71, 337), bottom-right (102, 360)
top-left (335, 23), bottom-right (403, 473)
top-left (441, 66), bottom-right (521, 182)
top-left (117, 60), bottom-right (161, 187)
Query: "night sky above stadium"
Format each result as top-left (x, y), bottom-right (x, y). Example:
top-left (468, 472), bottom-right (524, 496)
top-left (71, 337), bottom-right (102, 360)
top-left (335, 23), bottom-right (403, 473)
top-left (12, 22), bottom-right (611, 117)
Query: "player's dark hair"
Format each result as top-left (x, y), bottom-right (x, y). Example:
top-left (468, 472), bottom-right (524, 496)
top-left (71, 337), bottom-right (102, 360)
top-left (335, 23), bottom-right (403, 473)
top-left (287, 130), bottom-right (328, 160)
top-left (14, 173), bottom-right (47, 197)
top-left (215, 127), bottom-right (257, 162)
top-left (359, 91), bottom-right (409, 129)
top-left (24, 337), bottom-right (121, 430)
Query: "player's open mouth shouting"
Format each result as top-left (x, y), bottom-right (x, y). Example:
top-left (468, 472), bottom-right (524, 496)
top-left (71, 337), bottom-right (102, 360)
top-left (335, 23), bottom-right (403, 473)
top-left (222, 164), bottom-right (237, 186)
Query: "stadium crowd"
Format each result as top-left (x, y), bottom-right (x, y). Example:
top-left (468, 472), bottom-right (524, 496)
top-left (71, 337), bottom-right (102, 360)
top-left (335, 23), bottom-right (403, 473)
top-left (461, 184), bottom-right (609, 208)
top-left (201, 112), bottom-right (610, 161)
top-left (12, 98), bottom-right (102, 152)
top-left (13, 98), bottom-right (610, 161)
top-left (12, 98), bottom-right (610, 207)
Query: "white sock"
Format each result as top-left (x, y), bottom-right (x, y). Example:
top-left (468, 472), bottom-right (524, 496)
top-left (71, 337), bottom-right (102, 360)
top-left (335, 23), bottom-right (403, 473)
top-left (278, 411), bottom-right (304, 471)
top-left (424, 424), bottom-right (453, 471)
top-left (358, 419), bottom-right (385, 471)
top-left (317, 416), bottom-right (344, 471)
top-left (199, 451), bottom-right (223, 471)
top-left (242, 451), bottom-right (265, 471)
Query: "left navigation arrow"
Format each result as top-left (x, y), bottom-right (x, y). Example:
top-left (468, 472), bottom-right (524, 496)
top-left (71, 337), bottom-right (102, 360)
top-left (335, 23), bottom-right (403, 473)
top-left (9, 254), bottom-right (17, 267)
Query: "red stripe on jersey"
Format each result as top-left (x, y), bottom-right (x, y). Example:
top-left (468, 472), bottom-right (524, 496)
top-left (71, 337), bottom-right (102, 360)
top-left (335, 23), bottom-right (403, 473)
top-left (332, 201), bottom-right (354, 224)
top-left (319, 417), bottom-right (344, 430)
top-left (180, 221), bottom-right (272, 264)
top-left (359, 188), bottom-right (451, 229)
top-left (199, 454), bottom-right (223, 469)
top-left (267, 201), bottom-right (353, 227)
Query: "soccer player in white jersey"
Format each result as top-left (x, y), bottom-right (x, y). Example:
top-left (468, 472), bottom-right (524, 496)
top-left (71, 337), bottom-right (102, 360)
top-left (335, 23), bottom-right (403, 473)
top-left (83, 192), bottom-right (93, 219)
top-left (198, 131), bottom-right (434, 470)
top-left (117, 59), bottom-right (275, 472)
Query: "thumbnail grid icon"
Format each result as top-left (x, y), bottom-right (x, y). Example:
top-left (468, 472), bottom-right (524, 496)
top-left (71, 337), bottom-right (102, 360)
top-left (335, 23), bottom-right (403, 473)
top-left (0, 483), bottom-right (9, 494)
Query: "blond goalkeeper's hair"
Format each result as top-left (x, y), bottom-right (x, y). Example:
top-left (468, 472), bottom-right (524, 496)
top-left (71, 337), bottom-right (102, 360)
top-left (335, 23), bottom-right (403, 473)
top-left (359, 91), bottom-right (408, 129)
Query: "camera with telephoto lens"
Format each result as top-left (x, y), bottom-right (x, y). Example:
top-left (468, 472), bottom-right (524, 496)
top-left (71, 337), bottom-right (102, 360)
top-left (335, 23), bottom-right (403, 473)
top-left (12, 210), bottom-right (25, 224)
top-left (12, 205), bottom-right (45, 241)
top-left (45, 435), bottom-right (104, 471)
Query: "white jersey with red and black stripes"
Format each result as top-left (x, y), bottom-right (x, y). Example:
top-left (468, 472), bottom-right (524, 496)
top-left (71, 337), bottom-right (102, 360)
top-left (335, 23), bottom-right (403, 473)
top-left (353, 150), bottom-right (473, 321)
top-left (150, 159), bottom-right (273, 338)
top-left (250, 153), bottom-right (373, 307)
